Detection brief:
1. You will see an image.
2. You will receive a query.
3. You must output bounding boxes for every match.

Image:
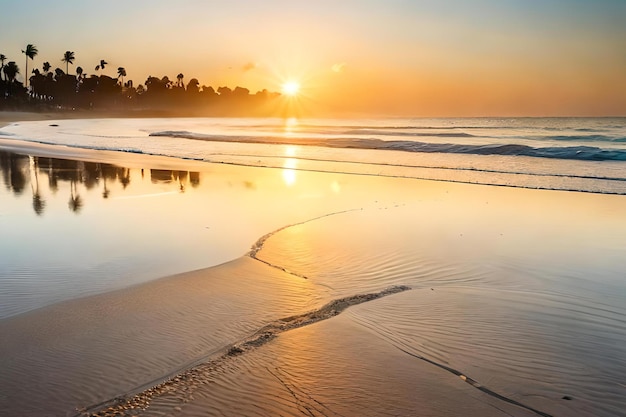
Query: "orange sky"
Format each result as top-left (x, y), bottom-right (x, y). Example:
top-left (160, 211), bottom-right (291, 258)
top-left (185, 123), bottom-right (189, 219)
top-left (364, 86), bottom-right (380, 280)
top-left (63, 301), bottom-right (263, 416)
top-left (2, 1), bottom-right (625, 116)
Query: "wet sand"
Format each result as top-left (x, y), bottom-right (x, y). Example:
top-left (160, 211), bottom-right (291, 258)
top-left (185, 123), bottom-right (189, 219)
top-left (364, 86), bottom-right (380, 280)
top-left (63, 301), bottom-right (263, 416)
top-left (0, 110), bottom-right (118, 128)
top-left (1, 255), bottom-right (551, 417)
top-left (2, 113), bottom-right (625, 417)
top-left (0, 257), bottom-right (326, 416)
top-left (0, 110), bottom-right (74, 125)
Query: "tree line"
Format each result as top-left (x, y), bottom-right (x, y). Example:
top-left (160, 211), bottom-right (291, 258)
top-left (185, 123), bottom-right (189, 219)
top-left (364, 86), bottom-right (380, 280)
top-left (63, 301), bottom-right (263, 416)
top-left (1, 44), bottom-right (283, 115)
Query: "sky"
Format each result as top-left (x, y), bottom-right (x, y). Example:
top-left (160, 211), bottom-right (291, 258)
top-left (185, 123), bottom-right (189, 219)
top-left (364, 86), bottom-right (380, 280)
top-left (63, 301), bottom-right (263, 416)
top-left (1, 0), bottom-right (625, 117)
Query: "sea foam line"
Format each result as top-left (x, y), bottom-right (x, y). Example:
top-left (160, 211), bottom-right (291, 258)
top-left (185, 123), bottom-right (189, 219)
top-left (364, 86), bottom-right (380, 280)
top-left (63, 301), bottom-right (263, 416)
top-left (207, 157), bottom-right (626, 196)
top-left (211, 151), bottom-right (626, 183)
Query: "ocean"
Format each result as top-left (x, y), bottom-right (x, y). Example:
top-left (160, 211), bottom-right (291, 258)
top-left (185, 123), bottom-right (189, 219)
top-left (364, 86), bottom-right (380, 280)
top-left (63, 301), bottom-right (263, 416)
top-left (2, 117), bottom-right (626, 194)
top-left (0, 117), bottom-right (625, 417)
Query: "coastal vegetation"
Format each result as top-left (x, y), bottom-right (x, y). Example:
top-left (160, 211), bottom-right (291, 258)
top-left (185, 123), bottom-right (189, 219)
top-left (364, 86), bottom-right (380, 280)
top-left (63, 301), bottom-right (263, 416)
top-left (0, 45), bottom-right (283, 116)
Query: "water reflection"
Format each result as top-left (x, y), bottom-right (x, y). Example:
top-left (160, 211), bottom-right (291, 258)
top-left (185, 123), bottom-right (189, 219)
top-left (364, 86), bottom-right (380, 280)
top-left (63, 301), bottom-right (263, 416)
top-left (29, 156), bottom-right (46, 216)
top-left (3, 144), bottom-right (405, 321)
top-left (0, 150), bottom-right (201, 215)
top-left (282, 146), bottom-right (298, 186)
top-left (150, 169), bottom-right (196, 192)
top-left (68, 179), bottom-right (83, 213)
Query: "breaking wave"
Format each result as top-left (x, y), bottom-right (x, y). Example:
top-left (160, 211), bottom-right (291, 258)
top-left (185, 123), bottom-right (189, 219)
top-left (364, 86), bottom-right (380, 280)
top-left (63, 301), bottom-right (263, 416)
top-left (150, 130), bottom-right (626, 162)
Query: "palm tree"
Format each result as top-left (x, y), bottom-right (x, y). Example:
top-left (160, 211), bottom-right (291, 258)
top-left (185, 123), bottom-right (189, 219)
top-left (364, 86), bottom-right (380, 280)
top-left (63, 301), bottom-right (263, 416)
top-left (0, 54), bottom-right (6, 81)
top-left (42, 61), bottom-right (51, 74)
top-left (21, 44), bottom-right (38, 88)
top-left (117, 67), bottom-right (126, 84)
top-left (3, 61), bottom-right (19, 83)
top-left (62, 51), bottom-right (75, 74)
top-left (95, 59), bottom-right (108, 74)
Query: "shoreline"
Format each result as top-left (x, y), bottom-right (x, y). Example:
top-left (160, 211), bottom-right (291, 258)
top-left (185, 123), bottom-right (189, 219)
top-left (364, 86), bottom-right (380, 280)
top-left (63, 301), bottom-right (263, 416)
top-left (0, 109), bottom-right (230, 127)
top-left (0, 109), bottom-right (134, 127)
top-left (0, 136), bottom-right (218, 171)
top-left (0, 110), bottom-right (233, 171)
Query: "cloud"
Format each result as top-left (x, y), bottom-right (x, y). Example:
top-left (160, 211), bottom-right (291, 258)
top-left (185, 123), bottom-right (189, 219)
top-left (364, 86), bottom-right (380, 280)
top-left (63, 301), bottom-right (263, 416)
top-left (331, 63), bottom-right (347, 73)
top-left (242, 62), bottom-right (259, 72)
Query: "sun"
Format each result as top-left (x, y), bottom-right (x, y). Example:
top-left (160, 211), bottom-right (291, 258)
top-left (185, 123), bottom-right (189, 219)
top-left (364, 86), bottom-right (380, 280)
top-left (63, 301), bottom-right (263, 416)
top-left (281, 81), bottom-right (300, 97)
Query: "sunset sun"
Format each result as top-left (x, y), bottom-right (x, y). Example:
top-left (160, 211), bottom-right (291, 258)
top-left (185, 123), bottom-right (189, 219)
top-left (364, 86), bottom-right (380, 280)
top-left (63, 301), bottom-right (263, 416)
top-left (281, 81), bottom-right (300, 97)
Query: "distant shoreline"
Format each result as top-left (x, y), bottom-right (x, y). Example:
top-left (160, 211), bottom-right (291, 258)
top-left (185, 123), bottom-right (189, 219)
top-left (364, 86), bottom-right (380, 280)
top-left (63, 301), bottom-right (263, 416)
top-left (3, 110), bottom-right (623, 131)
top-left (0, 109), bottom-right (227, 129)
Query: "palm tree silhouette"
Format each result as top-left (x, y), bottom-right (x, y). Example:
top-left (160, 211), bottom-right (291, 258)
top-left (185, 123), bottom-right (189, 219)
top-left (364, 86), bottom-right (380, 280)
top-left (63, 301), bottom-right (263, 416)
top-left (42, 61), bottom-right (51, 74)
top-left (21, 44), bottom-right (38, 88)
top-left (62, 51), bottom-right (75, 74)
top-left (117, 67), bottom-right (126, 84)
top-left (0, 54), bottom-right (6, 81)
top-left (95, 59), bottom-right (108, 75)
top-left (3, 61), bottom-right (19, 83)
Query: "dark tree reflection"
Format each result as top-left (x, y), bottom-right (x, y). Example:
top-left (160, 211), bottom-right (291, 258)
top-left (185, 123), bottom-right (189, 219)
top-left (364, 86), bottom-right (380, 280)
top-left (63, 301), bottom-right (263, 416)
top-left (68, 179), bottom-right (83, 213)
top-left (0, 150), bottom-right (202, 214)
top-left (29, 156), bottom-right (46, 216)
top-left (119, 168), bottom-right (131, 189)
top-left (151, 169), bottom-right (173, 183)
top-left (189, 171), bottom-right (200, 187)
top-left (32, 193), bottom-right (46, 215)
top-left (3, 153), bottom-right (29, 195)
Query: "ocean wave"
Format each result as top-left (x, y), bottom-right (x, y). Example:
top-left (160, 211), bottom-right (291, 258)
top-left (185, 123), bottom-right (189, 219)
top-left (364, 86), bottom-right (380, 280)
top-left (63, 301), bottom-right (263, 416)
top-left (536, 134), bottom-right (626, 143)
top-left (262, 121), bottom-right (624, 133)
top-left (150, 130), bottom-right (626, 162)
top-left (304, 125), bottom-right (482, 131)
top-left (341, 129), bottom-right (475, 138)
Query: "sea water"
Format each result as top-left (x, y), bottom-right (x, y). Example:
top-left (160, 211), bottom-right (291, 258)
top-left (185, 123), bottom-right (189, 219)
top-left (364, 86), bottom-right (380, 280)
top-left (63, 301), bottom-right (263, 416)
top-left (2, 117), bottom-right (626, 193)
top-left (1, 117), bottom-right (626, 417)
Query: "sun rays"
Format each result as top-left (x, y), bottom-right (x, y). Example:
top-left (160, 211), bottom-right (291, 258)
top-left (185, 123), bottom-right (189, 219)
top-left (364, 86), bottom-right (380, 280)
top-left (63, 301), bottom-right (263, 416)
top-left (281, 81), bottom-right (301, 97)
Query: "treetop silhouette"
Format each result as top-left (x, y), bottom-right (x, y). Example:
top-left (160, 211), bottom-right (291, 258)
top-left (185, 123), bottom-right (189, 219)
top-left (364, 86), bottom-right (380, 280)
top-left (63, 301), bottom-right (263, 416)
top-left (1, 46), bottom-right (285, 116)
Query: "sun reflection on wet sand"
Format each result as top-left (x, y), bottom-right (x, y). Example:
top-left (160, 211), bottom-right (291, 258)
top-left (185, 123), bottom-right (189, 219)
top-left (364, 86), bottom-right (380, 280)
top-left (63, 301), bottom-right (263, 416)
top-left (282, 145), bottom-right (298, 186)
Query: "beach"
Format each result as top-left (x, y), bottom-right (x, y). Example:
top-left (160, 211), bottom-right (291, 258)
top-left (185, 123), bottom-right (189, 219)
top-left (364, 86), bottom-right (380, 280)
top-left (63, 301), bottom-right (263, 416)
top-left (1, 113), bottom-right (626, 417)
